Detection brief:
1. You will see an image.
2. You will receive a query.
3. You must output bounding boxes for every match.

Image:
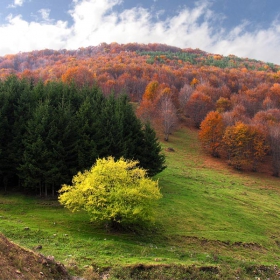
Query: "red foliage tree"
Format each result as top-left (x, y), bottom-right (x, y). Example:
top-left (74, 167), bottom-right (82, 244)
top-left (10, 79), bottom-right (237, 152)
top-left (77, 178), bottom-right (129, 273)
top-left (186, 92), bottom-right (214, 128)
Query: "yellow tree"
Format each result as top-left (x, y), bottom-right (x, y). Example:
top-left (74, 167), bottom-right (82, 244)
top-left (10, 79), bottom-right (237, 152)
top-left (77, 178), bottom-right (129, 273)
top-left (58, 157), bottom-right (162, 229)
top-left (216, 97), bottom-right (232, 113)
top-left (143, 81), bottom-right (159, 101)
top-left (137, 81), bottom-right (159, 123)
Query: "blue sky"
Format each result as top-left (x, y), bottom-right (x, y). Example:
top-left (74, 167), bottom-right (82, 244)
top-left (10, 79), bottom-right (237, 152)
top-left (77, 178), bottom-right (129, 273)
top-left (0, 0), bottom-right (280, 64)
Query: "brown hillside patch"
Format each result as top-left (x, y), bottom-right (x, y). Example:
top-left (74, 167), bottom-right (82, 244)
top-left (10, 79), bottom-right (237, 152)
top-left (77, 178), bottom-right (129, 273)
top-left (0, 233), bottom-right (71, 280)
top-left (202, 154), bottom-right (232, 171)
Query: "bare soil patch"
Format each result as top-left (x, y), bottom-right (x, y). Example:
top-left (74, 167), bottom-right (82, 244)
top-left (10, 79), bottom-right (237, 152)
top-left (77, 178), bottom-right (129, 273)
top-left (0, 233), bottom-right (71, 280)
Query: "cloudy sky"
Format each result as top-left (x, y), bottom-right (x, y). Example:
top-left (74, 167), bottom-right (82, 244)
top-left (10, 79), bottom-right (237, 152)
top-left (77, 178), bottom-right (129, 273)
top-left (0, 0), bottom-right (280, 64)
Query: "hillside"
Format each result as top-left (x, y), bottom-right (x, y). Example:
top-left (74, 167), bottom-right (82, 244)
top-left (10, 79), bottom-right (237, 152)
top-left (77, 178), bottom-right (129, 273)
top-left (1, 127), bottom-right (280, 279)
top-left (0, 233), bottom-right (70, 280)
top-left (1, 43), bottom-right (280, 179)
top-left (1, 43), bottom-right (280, 278)
top-left (0, 43), bottom-right (279, 96)
top-left (0, 43), bottom-right (279, 78)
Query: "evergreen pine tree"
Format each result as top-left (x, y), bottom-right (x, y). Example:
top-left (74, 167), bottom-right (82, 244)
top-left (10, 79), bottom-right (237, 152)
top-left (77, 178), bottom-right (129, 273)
top-left (0, 92), bottom-right (10, 191)
top-left (0, 76), bottom-right (24, 190)
top-left (115, 94), bottom-right (144, 160)
top-left (1, 76), bottom-right (167, 194)
top-left (140, 123), bottom-right (166, 176)
top-left (76, 86), bottom-right (106, 170)
top-left (19, 100), bottom-right (52, 194)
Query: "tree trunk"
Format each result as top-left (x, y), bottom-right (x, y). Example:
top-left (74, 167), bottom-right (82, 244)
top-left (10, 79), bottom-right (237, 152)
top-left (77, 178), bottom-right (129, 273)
top-left (45, 184), bottom-right (48, 197)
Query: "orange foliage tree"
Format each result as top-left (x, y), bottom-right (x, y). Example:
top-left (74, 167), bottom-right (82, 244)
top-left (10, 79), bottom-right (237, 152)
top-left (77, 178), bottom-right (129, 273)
top-left (190, 77), bottom-right (199, 87)
top-left (137, 82), bottom-right (178, 140)
top-left (199, 111), bottom-right (225, 157)
top-left (61, 66), bottom-right (94, 87)
top-left (137, 81), bottom-right (159, 124)
top-left (143, 81), bottom-right (159, 101)
top-left (222, 122), bottom-right (268, 171)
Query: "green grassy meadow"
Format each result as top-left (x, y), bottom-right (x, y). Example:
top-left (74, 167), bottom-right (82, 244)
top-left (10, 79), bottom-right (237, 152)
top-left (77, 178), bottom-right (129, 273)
top-left (1, 127), bottom-right (280, 278)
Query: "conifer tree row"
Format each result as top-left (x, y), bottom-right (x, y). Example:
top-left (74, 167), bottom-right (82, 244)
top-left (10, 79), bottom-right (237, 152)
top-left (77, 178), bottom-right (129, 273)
top-left (0, 75), bottom-right (166, 195)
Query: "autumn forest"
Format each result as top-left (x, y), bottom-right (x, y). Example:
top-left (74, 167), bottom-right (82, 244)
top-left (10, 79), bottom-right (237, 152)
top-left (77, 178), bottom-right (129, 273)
top-left (1, 42), bottom-right (280, 183)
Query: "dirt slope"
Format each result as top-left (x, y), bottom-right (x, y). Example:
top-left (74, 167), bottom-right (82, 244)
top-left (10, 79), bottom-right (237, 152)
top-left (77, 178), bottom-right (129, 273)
top-left (0, 233), bottom-right (71, 280)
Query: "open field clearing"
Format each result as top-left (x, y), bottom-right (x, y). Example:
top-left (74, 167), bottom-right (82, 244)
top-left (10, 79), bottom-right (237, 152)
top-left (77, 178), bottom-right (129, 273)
top-left (1, 127), bottom-right (280, 279)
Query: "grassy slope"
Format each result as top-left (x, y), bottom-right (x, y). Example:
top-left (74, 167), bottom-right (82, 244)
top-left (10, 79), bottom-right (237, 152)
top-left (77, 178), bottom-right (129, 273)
top-left (1, 127), bottom-right (280, 277)
top-left (158, 128), bottom-right (280, 265)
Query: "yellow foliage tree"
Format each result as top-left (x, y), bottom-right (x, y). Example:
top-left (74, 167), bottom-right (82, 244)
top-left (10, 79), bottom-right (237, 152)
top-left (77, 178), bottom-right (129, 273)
top-left (143, 81), bottom-right (159, 101)
top-left (58, 157), bottom-right (162, 229)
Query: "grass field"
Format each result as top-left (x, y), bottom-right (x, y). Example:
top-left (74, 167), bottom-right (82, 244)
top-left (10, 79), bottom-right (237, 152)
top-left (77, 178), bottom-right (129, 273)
top-left (1, 127), bottom-right (280, 279)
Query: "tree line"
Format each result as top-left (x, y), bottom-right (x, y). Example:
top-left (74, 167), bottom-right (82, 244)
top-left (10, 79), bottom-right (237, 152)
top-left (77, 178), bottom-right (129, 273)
top-left (199, 110), bottom-right (280, 175)
top-left (0, 75), bottom-right (165, 195)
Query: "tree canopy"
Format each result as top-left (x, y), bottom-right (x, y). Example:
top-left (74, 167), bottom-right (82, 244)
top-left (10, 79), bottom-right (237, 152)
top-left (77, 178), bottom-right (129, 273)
top-left (58, 157), bottom-right (162, 228)
top-left (0, 76), bottom-right (166, 194)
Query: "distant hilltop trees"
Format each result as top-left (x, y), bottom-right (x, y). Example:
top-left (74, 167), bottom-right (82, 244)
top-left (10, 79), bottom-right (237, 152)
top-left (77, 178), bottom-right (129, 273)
top-left (0, 43), bottom-right (280, 176)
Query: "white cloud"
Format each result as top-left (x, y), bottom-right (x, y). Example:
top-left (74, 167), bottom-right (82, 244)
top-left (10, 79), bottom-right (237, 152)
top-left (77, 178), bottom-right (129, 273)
top-left (1, 0), bottom-right (280, 64)
top-left (38, 9), bottom-right (52, 22)
top-left (15, 0), bottom-right (24, 6)
top-left (8, 0), bottom-right (25, 8)
top-left (0, 14), bottom-right (69, 53)
top-left (65, 0), bottom-right (219, 51)
top-left (209, 20), bottom-right (280, 64)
